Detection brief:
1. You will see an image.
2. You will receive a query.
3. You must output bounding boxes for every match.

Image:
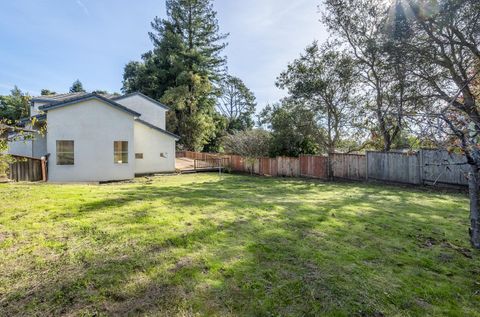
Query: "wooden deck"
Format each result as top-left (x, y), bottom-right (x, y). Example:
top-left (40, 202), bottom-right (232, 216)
top-left (175, 157), bottom-right (227, 173)
top-left (176, 157), bottom-right (196, 171)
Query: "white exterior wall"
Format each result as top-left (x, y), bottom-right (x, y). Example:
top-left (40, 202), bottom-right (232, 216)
top-left (31, 101), bottom-right (49, 116)
top-left (115, 95), bottom-right (167, 129)
top-left (47, 99), bottom-right (135, 182)
top-left (134, 121), bottom-right (176, 174)
top-left (32, 133), bottom-right (47, 158)
top-left (8, 137), bottom-right (33, 157)
top-left (8, 131), bottom-right (47, 158)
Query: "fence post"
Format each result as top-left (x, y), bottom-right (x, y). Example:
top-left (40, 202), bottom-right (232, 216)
top-left (419, 149), bottom-right (424, 186)
top-left (365, 151), bottom-right (369, 182)
top-left (328, 153), bottom-right (333, 180)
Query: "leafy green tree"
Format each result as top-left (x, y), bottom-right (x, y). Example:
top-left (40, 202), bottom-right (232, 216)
top-left (69, 80), bottom-right (86, 93)
top-left (217, 75), bottom-right (256, 132)
top-left (259, 99), bottom-right (323, 157)
top-left (203, 112), bottom-right (228, 153)
top-left (40, 89), bottom-right (56, 96)
top-left (276, 42), bottom-right (358, 154)
top-left (323, 0), bottom-right (421, 151)
top-left (122, 0), bottom-right (228, 151)
top-left (0, 86), bottom-right (30, 121)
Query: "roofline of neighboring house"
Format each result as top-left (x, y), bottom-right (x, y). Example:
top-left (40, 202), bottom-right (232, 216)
top-left (135, 118), bottom-right (180, 140)
top-left (112, 92), bottom-right (170, 110)
top-left (38, 93), bottom-right (141, 117)
top-left (19, 114), bottom-right (47, 124)
top-left (31, 97), bottom-right (57, 103)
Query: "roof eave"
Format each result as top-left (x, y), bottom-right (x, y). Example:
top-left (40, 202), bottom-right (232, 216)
top-left (113, 92), bottom-right (171, 110)
top-left (135, 118), bottom-right (180, 140)
top-left (38, 94), bottom-right (141, 117)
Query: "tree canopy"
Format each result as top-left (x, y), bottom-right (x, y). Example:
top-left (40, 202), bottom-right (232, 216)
top-left (69, 80), bottom-right (86, 93)
top-left (122, 0), bottom-right (230, 151)
top-left (217, 75), bottom-right (256, 133)
top-left (0, 86), bottom-right (30, 121)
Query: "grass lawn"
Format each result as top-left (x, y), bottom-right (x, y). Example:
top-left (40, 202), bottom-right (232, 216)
top-left (0, 173), bottom-right (479, 316)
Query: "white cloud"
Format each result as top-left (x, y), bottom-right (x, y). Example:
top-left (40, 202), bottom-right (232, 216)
top-left (76, 0), bottom-right (90, 16)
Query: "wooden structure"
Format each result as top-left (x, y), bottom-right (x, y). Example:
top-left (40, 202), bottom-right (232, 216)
top-left (421, 149), bottom-right (469, 187)
top-left (194, 157), bottom-right (230, 172)
top-left (366, 151), bottom-right (421, 185)
top-left (180, 149), bottom-right (470, 189)
top-left (330, 153), bottom-right (366, 181)
top-left (8, 155), bottom-right (47, 182)
top-left (299, 155), bottom-right (328, 179)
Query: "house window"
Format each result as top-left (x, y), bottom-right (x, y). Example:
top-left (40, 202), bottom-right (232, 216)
top-left (135, 153), bottom-right (143, 159)
top-left (56, 140), bottom-right (74, 165)
top-left (160, 152), bottom-right (167, 158)
top-left (114, 141), bottom-right (128, 164)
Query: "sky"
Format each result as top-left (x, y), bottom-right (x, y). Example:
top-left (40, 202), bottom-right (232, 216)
top-left (0, 0), bottom-right (329, 110)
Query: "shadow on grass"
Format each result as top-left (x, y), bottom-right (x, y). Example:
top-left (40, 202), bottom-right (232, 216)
top-left (1, 175), bottom-right (477, 316)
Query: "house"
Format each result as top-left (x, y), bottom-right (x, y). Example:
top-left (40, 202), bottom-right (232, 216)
top-left (8, 92), bottom-right (179, 182)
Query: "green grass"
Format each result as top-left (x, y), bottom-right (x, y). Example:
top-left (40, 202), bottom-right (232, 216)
top-left (0, 173), bottom-right (479, 316)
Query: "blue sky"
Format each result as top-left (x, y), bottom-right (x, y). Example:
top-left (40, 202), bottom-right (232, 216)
top-left (0, 0), bottom-right (328, 109)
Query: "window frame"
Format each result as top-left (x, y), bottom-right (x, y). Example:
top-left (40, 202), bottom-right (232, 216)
top-left (56, 140), bottom-right (74, 165)
top-left (114, 141), bottom-right (129, 164)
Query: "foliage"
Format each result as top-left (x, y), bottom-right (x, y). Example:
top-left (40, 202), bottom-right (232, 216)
top-left (160, 72), bottom-right (217, 151)
top-left (396, 0), bottom-right (480, 247)
top-left (322, 0), bottom-right (423, 151)
top-left (259, 100), bottom-right (322, 157)
top-left (0, 119), bottom-right (38, 177)
top-left (0, 86), bottom-right (30, 121)
top-left (223, 129), bottom-right (271, 170)
top-left (217, 75), bottom-right (257, 132)
top-left (122, 0), bottom-right (228, 151)
top-left (69, 80), bottom-right (86, 93)
top-left (276, 41), bottom-right (359, 153)
top-left (202, 112), bottom-right (228, 153)
top-left (40, 89), bottom-right (56, 96)
top-left (0, 174), bottom-right (477, 315)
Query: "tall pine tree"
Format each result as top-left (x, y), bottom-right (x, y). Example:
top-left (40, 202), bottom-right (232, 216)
top-left (122, 0), bottom-right (228, 151)
top-left (69, 80), bottom-right (86, 93)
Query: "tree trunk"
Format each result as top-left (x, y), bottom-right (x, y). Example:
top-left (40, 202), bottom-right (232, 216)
top-left (469, 163), bottom-right (480, 249)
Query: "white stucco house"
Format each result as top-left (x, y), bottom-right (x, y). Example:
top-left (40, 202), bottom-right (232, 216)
top-left (8, 92), bottom-right (179, 182)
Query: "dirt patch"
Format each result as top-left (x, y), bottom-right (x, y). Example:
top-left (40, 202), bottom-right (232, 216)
top-left (169, 257), bottom-right (195, 273)
top-left (413, 234), bottom-right (473, 259)
top-left (441, 241), bottom-right (473, 259)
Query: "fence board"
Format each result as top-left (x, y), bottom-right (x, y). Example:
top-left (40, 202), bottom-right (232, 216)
top-left (8, 155), bottom-right (44, 182)
top-left (185, 150), bottom-right (470, 189)
top-left (277, 157), bottom-right (300, 177)
top-left (367, 151), bottom-right (421, 185)
top-left (421, 149), bottom-right (469, 186)
top-left (300, 155), bottom-right (328, 179)
top-left (331, 153), bottom-right (366, 180)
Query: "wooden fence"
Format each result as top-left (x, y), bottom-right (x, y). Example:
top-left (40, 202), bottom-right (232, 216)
top-left (176, 151), bottom-right (220, 160)
top-left (330, 153), bottom-right (366, 180)
top-left (366, 151), bottom-right (421, 185)
top-left (299, 155), bottom-right (329, 179)
top-left (182, 149), bottom-right (470, 188)
top-left (224, 155), bottom-right (329, 179)
top-left (8, 155), bottom-right (47, 182)
top-left (421, 149), bottom-right (469, 187)
top-left (194, 157), bottom-right (230, 170)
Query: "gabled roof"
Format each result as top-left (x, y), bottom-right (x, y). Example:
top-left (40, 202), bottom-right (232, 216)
top-left (32, 92), bottom-right (118, 103)
top-left (112, 92), bottom-right (170, 110)
top-left (38, 93), bottom-right (141, 117)
top-left (135, 118), bottom-right (180, 140)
